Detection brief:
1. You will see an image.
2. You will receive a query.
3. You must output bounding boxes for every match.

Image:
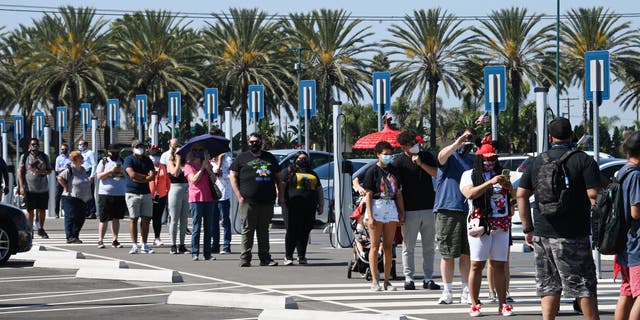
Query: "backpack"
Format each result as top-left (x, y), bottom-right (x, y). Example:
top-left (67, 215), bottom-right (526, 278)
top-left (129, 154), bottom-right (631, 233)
top-left (534, 150), bottom-right (578, 216)
top-left (592, 167), bottom-right (639, 255)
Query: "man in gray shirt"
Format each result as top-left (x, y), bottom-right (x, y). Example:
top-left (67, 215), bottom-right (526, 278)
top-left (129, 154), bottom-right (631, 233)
top-left (18, 138), bottom-right (52, 238)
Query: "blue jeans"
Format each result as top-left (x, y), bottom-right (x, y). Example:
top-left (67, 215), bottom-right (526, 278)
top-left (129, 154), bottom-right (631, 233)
top-left (190, 201), bottom-right (214, 259)
top-left (212, 199), bottom-right (231, 251)
top-left (62, 196), bottom-right (88, 240)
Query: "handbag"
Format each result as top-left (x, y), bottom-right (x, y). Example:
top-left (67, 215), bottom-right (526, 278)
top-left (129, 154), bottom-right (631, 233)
top-left (208, 173), bottom-right (222, 200)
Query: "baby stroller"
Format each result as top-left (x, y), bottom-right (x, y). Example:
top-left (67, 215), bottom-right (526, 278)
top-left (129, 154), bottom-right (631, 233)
top-left (346, 198), bottom-right (397, 281)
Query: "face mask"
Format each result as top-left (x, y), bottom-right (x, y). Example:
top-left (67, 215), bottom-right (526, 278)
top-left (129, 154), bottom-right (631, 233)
top-left (192, 151), bottom-right (204, 159)
top-left (61, 149), bottom-right (68, 155)
top-left (133, 148), bottom-right (144, 156)
top-left (249, 142), bottom-right (262, 153)
top-left (381, 154), bottom-right (393, 165)
top-left (109, 154), bottom-right (118, 161)
top-left (483, 159), bottom-right (496, 172)
top-left (457, 144), bottom-right (473, 157)
top-left (78, 145), bottom-right (84, 152)
top-left (408, 144), bottom-right (420, 154)
top-left (296, 158), bottom-right (310, 168)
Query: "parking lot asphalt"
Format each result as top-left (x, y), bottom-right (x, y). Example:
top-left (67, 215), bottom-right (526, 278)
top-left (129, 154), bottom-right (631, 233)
top-left (1, 217), bottom-right (618, 320)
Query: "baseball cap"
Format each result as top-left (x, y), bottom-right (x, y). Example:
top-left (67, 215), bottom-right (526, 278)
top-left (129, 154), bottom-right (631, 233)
top-left (476, 143), bottom-right (497, 158)
top-left (149, 145), bottom-right (161, 156)
top-left (549, 117), bottom-right (572, 140)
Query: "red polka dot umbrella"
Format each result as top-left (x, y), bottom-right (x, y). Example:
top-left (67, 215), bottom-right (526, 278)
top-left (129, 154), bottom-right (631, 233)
top-left (352, 122), bottom-right (402, 149)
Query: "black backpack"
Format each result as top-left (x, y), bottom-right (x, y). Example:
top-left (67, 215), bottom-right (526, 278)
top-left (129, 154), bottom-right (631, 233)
top-left (534, 150), bottom-right (578, 216)
top-left (592, 167), bottom-right (639, 255)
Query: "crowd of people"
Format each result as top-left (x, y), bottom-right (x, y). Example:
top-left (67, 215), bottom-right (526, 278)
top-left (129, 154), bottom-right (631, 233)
top-left (16, 116), bottom-right (640, 319)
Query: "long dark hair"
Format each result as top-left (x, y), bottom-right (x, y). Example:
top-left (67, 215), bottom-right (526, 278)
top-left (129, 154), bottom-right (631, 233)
top-left (471, 155), bottom-right (503, 217)
top-left (286, 151), bottom-right (309, 183)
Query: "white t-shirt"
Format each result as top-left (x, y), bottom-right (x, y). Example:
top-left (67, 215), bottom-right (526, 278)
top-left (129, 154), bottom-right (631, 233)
top-left (159, 150), bottom-right (171, 165)
top-left (211, 155), bottom-right (233, 201)
top-left (459, 169), bottom-right (510, 218)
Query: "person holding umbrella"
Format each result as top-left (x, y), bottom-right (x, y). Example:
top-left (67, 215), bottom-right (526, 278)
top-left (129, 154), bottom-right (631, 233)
top-left (230, 132), bottom-right (283, 267)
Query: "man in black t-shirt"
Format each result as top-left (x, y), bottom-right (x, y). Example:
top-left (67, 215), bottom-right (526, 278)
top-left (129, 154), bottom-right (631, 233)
top-left (393, 130), bottom-right (441, 291)
top-left (517, 118), bottom-right (601, 319)
top-left (230, 133), bottom-right (283, 267)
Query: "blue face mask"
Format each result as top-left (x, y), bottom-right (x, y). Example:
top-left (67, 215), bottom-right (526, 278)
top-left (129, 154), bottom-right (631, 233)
top-left (381, 154), bottom-right (393, 165)
top-left (78, 145), bottom-right (84, 152)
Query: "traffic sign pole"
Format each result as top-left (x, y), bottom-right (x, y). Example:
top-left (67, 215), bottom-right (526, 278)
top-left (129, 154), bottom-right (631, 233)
top-left (491, 75), bottom-right (499, 145)
top-left (304, 86), bottom-right (311, 153)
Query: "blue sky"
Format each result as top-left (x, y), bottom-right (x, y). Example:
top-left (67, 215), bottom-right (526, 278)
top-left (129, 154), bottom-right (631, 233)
top-left (1, 1), bottom-right (638, 128)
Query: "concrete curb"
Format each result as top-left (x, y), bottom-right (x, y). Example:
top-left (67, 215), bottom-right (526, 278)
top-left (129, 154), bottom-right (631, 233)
top-left (34, 259), bottom-right (128, 269)
top-left (258, 310), bottom-right (407, 320)
top-left (75, 268), bottom-right (183, 283)
top-left (167, 291), bottom-right (297, 310)
top-left (14, 250), bottom-right (84, 260)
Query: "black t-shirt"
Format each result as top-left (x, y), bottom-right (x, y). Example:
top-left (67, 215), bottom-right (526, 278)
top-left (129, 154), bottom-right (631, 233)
top-left (362, 164), bottom-right (401, 200)
top-left (230, 151), bottom-right (279, 204)
top-left (519, 146), bottom-right (601, 238)
top-left (392, 151), bottom-right (436, 210)
top-left (279, 168), bottom-right (321, 206)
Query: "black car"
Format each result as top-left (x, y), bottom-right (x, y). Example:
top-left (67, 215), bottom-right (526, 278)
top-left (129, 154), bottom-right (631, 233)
top-left (0, 203), bottom-right (33, 264)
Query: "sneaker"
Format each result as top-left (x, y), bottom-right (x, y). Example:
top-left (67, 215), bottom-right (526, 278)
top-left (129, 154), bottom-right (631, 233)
top-left (500, 303), bottom-right (513, 316)
top-left (204, 256), bottom-right (216, 261)
top-left (469, 304), bottom-right (482, 317)
top-left (423, 279), bottom-right (441, 290)
top-left (488, 291), bottom-right (498, 304)
top-left (66, 237), bottom-right (77, 244)
top-left (283, 257), bottom-right (294, 266)
top-left (461, 287), bottom-right (470, 305)
top-left (153, 238), bottom-right (164, 247)
top-left (221, 248), bottom-right (231, 254)
top-left (404, 280), bottom-right (416, 290)
top-left (129, 244), bottom-right (139, 254)
top-left (371, 283), bottom-right (383, 291)
top-left (192, 255), bottom-right (199, 261)
top-left (384, 282), bottom-right (396, 291)
top-left (97, 241), bottom-right (105, 249)
top-left (170, 245), bottom-right (178, 254)
top-left (112, 240), bottom-right (123, 248)
top-left (178, 245), bottom-right (189, 254)
top-left (141, 244), bottom-right (154, 254)
top-left (186, 228), bottom-right (192, 235)
top-left (506, 291), bottom-right (515, 303)
top-left (259, 259), bottom-right (278, 266)
top-left (38, 229), bottom-right (49, 239)
top-left (73, 238), bottom-right (83, 244)
top-left (298, 257), bottom-right (308, 265)
top-left (239, 261), bottom-right (251, 267)
top-left (438, 290), bottom-right (453, 304)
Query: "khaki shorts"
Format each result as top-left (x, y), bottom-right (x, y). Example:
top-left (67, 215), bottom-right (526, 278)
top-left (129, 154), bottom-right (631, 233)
top-left (125, 193), bottom-right (153, 219)
top-left (435, 210), bottom-right (470, 259)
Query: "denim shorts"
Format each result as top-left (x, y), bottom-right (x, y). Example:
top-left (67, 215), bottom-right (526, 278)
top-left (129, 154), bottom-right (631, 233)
top-left (533, 236), bottom-right (597, 298)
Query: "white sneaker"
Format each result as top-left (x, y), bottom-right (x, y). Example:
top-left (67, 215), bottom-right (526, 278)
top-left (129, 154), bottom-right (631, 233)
top-left (461, 287), bottom-right (470, 305)
top-left (153, 238), bottom-right (164, 247)
top-left (488, 291), bottom-right (498, 304)
top-left (141, 244), bottom-right (154, 254)
top-left (438, 290), bottom-right (453, 304)
top-left (129, 244), bottom-right (139, 254)
top-left (283, 257), bottom-right (294, 266)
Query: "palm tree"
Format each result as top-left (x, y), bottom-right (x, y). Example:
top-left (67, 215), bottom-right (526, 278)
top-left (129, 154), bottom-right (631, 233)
top-left (472, 7), bottom-right (555, 147)
top-left (385, 8), bottom-right (472, 148)
top-left (109, 10), bottom-right (204, 128)
top-left (20, 6), bottom-right (114, 144)
top-left (284, 9), bottom-right (374, 150)
top-left (202, 8), bottom-right (290, 149)
top-left (561, 7), bottom-right (638, 131)
top-left (617, 58), bottom-right (640, 113)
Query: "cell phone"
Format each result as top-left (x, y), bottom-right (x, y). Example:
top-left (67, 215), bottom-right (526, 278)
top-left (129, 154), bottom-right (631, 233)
top-left (502, 169), bottom-right (510, 179)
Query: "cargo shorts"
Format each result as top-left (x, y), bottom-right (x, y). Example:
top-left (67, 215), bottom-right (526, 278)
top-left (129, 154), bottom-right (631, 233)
top-left (435, 210), bottom-right (470, 259)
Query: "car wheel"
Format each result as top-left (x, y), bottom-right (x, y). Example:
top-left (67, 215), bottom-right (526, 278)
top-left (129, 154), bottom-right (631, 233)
top-left (0, 223), bottom-right (16, 264)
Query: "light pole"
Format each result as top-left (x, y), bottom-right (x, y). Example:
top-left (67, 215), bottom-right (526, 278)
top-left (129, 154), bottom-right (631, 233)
top-left (556, 0), bottom-right (560, 116)
top-left (291, 47), bottom-right (308, 146)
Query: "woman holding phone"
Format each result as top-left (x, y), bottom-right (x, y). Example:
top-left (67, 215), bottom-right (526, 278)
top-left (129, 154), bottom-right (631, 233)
top-left (459, 137), bottom-right (514, 317)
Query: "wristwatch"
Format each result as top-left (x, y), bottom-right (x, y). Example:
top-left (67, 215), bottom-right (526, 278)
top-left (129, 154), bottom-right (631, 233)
top-left (523, 226), bottom-right (534, 234)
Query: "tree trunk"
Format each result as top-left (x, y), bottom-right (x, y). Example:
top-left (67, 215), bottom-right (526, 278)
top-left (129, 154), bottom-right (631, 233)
top-left (323, 91), bottom-right (332, 152)
top-left (428, 80), bottom-right (439, 149)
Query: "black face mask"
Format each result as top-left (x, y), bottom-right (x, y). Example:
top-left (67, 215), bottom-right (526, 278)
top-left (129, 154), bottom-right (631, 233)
top-left (457, 144), bottom-right (473, 157)
top-left (296, 158), bottom-right (310, 168)
top-left (249, 142), bottom-right (262, 153)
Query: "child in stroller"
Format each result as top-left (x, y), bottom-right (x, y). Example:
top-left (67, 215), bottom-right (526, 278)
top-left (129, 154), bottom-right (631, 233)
top-left (347, 200), bottom-right (397, 281)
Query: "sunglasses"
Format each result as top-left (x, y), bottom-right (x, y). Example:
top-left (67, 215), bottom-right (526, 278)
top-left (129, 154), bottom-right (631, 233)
top-left (248, 140), bottom-right (260, 145)
top-left (31, 143), bottom-right (39, 146)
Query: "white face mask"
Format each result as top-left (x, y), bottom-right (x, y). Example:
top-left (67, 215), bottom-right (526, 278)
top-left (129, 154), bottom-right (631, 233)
top-left (409, 144), bottom-right (420, 154)
top-left (133, 148), bottom-right (144, 156)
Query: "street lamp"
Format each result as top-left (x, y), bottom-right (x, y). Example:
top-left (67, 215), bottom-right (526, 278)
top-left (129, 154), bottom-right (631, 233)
top-left (290, 47), bottom-right (308, 146)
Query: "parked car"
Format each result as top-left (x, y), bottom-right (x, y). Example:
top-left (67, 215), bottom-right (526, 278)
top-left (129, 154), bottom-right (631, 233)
top-left (498, 155), bottom-right (530, 172)
top-left (512, 156), bottom-right (626, 240)
top-left (0, 203), bottom-right (33, 264)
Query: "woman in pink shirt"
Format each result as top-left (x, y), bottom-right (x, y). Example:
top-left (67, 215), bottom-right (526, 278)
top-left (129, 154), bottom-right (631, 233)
top-left (182, 143), bottom-right (217, 261)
